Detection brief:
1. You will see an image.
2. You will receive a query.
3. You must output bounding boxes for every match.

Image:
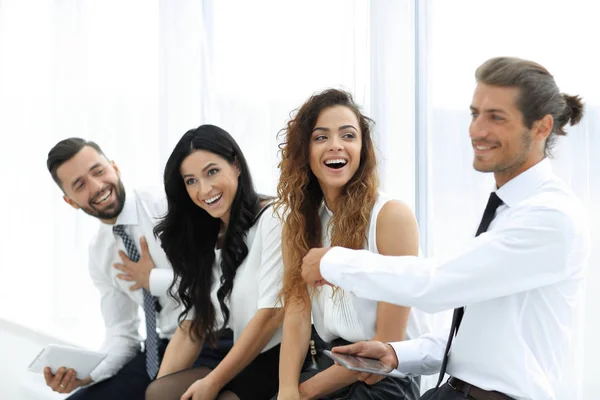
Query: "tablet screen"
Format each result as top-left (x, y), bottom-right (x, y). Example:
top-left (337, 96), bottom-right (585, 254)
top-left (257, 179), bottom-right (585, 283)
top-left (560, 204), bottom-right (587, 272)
top-left (28, 344), bottom-right (107, 380)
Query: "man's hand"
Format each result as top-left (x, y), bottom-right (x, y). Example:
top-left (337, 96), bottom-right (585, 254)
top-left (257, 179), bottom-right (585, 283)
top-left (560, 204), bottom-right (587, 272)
top-left (301, 247), bottom-right (332, 287)
top-left (44, 366), bottom-right (93, 394)
top-left (113, 236), bottom-right (154, 291)
top-left (331, 341), bottom-right (399, 385)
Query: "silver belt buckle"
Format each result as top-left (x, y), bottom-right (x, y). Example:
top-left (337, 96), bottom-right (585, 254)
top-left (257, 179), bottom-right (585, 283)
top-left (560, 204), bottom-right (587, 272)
top-left (448, 377), bottom-right (458, 391)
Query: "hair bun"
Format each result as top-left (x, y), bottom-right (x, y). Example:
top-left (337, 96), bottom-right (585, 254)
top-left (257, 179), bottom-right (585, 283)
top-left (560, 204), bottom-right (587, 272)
top-left (562, 94), bottom-right (585, 126)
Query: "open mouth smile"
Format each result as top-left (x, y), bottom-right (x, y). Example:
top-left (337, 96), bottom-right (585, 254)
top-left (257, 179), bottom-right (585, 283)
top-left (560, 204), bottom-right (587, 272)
top-left (324, 158), bottom-right (348, 170)
top-left (204, 193), bottom-right (223, 205)
top-left (92, 187), bottom-right (113, 205)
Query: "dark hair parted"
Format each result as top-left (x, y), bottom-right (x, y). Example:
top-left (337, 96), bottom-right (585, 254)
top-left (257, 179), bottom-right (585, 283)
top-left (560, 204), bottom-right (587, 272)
top-left (154, 124), bottom-right (265, 344)
top-left (47, 138), bottom-right (106, 187)
top-left (475, 57), bottom-right (584, 157)
top-left (274, 88), bottom-right (378, 306)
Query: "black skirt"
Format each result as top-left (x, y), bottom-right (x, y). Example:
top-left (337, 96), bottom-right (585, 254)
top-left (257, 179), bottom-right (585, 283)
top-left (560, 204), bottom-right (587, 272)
top-left (299, 331), bottom-right (421, 400)
top-left (222, 343), bottom-right (281, 400)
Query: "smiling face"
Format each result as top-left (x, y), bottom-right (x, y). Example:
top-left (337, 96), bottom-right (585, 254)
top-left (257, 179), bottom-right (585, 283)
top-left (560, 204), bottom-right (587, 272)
top-left (57, 145), bottom-right (126, 224)
top-left (180, 149), bottom-right (240, 226)
top-left (469, 83), bottom-right (548, 186)
top-left (309, 105), bottom-right (362, 201)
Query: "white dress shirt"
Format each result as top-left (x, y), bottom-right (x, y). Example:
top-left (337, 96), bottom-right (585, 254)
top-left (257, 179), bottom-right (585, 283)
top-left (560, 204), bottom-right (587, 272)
top-left (188, 207), bottom-right (284, 353)
top-left (87, 187), bottom-right (178, 383)
top-left (321, 159), bottom-right (590, 400)
top-left (311, 194), bottom-right (432, 344)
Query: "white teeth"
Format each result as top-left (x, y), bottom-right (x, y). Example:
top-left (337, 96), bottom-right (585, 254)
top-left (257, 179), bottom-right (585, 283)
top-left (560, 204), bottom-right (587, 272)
top-left (204, 194), bottom-right (222, 205)
top-left (325, 159), bottom-right (348, 165)
top-left (94, 189), bottom-right (112, 204)
top-left (476, 146), bottom-right (491, 150)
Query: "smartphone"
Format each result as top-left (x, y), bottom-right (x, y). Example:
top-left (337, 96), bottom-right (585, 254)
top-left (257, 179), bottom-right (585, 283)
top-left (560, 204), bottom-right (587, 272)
top-left (323, 350), bottom-right (404, 377)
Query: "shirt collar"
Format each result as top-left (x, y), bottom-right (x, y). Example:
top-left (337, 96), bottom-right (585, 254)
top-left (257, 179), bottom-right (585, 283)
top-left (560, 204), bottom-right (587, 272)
top-left (495, 158), bottom-right (553, 207)
top-left (113, 188), bottom-right (139, 226)
top-left (320, 201), bottom-right (334, 218)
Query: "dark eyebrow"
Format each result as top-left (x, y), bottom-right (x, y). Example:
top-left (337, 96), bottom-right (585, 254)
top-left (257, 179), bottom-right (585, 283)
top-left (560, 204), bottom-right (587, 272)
top-left (312, 125), bottom-right (358, 134)
top-left (202, 162), bottom-right (218, 173)
top-left (470, 105), bottom-right (507, 114)
top-left (182, 162), bottom-right (219, 179)
top-left (70, 163), bottom-right (103, 188)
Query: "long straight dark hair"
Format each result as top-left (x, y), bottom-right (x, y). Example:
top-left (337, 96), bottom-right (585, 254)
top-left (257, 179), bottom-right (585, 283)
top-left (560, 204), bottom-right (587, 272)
top-left (154, 124), bottom-right (264, 344)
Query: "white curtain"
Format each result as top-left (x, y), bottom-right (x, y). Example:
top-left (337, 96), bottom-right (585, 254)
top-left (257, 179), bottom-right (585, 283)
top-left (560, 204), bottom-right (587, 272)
top-left (1, 0), bottom-right (597, 397)
top-left (0, 0), bottom-right (166, 344)
top-left (0, 0), bottom-right (397, 343)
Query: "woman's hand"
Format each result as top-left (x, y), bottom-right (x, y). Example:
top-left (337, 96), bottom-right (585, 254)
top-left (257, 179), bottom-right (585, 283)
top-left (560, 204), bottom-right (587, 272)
top-left (180, 377), bottom-right (221, 400)
top-left (278, 386), bottom-right (309, 400)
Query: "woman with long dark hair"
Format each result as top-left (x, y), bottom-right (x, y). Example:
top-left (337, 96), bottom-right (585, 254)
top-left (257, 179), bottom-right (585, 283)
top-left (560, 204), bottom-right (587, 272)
top-left (146, 125), bottom-right (284, 400)
top-left (275, 89), bottom-right (426, 399)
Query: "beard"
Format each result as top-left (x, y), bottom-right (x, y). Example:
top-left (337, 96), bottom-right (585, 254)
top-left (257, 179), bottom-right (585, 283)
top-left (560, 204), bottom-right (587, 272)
top-left (80, 180), bottom-right (127, 220)
top-left (473, 128), bottom-right (533, 174)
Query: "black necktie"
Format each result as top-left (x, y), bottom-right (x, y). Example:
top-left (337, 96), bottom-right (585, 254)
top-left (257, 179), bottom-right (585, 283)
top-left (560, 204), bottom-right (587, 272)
top-left (436, 192), bottom-right (503, 387)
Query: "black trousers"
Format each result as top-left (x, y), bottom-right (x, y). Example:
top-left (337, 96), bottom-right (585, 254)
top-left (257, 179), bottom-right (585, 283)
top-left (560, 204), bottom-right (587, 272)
top-left (420, 383), bottom-right (467, 400)
top-left (67, 333), bottom-right (233, 400)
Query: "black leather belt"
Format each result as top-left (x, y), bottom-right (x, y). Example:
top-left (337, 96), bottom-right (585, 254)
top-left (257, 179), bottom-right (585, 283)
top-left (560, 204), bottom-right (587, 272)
top-left (448, 377), bottom-right (514, 400)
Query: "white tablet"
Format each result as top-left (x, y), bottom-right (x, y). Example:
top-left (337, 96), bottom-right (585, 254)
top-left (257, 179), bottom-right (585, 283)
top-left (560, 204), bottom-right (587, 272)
top-left (28, 344), bottom-right (107, 380)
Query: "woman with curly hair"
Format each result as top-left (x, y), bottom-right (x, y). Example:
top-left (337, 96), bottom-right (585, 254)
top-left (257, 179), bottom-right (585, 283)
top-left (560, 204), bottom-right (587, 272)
top-left (146, 125), bottom-right (284, 400)
top-left (276, 89), bottom-right (424, 400)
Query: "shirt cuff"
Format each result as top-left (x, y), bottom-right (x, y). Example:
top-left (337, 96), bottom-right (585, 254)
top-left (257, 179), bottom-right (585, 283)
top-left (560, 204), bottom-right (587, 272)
top-left (149, 268), bottom-right (174, 297)
top-left (321, 247), bottom-right (355, 287)
top-left (89, 366), bottom-right (111, 385)
top-left (389, 340), bottom-right (428, 375)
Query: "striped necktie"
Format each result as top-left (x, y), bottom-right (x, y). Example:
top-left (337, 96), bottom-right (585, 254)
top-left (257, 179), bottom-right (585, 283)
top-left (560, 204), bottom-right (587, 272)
top-left (112, 225), bottom-right (160, 379)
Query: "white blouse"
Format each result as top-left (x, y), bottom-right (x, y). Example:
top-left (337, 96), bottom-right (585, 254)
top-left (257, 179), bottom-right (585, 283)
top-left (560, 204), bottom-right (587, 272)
top-left (188, 207), bottom-right (284, 353)
top-left (311, 193), bottom-right (432, 344)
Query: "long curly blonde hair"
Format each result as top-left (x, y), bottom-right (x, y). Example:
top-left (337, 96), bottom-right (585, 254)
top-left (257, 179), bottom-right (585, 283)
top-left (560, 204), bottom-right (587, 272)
top-left (274, 88), bottom-right (378, 306)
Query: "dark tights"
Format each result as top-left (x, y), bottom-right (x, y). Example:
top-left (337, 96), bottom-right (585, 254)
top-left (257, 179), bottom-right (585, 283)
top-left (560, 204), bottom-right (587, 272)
top-left (145, 367), bottom-right (239, 400)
